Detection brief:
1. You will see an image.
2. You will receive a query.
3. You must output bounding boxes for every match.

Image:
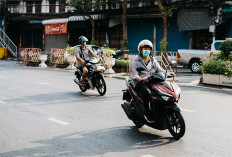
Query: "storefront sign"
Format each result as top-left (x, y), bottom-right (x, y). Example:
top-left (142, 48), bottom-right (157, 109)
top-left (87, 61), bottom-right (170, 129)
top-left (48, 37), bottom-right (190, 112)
top-left (45, 23), bottom-right (67, 35)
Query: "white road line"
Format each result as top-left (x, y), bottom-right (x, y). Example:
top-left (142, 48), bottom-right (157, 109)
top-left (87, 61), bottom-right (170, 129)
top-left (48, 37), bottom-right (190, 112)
top-left (182, 108), bottom-right (196, 113)
top-left (141, 155), bottom-right (156, 157)
top-left (0, 100), bottom-right (7, 104)
top-left (38, 82), bottom-right (50, 85)
top-left (47, 118), bottom-right (70, 125)
top-left (0, 76), bottom-right (8, 78)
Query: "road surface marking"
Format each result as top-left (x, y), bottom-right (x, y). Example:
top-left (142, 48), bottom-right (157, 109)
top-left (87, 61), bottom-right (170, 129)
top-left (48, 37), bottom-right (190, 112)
top-left (141, 155), bottom-right (156, 157)
top-left (0, 76), bottom-right (8, 78)
top-left (47, 118), bottom-right (69, 125)
top-left (38, 82), bottom-right (50, 85)
top-left (0, 100), bottom-right (7, 104)
top-left (182, 108), bottom-right (195, 113)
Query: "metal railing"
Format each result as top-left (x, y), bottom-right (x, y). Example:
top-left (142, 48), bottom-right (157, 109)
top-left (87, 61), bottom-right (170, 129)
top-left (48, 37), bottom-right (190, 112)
top-left (19, 48), bottom-right (42, 65)
top-left (5, 4), bottom-right (75, 14)
top-left (0, 28), bottom-right (17, 57)
top-left (3, 0), bottom-right (211, 15)
top-left (49, 48), bottom-right (65, 64)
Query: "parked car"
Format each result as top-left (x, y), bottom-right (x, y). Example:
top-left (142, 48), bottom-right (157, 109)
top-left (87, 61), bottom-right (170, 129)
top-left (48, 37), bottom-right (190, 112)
top-left (177, 40), bottom-right (224, 73)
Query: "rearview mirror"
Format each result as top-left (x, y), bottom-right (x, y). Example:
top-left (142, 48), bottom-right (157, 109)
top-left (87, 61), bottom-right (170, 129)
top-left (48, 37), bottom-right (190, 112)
top-left (136, 67), bottom-right (146, 72)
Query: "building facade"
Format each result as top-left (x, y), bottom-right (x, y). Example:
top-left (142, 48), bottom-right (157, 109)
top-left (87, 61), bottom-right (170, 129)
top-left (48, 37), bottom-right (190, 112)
top-left (1, 0), bottom-right (232, 55)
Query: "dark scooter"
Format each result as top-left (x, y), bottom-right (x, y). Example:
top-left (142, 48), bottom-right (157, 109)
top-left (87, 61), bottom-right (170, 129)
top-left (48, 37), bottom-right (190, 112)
top-left (74, 57), bottom-right (107, 96)
top-left (121, 67), bottom-right (185, 139)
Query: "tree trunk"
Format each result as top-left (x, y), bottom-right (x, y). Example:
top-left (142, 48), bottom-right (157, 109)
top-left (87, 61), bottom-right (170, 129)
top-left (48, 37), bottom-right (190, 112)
top-left (157, 0), bottom-right (169, 68)
top-left (122, 0), bottom-right (128, 49)
top-left (81, 7), bottom-right (95, 41)
top-left (157, 0), bottom-right (167, 43)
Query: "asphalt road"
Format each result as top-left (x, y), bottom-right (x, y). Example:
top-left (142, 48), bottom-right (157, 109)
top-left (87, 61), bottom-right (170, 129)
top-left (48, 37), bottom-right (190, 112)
top-left (0, 60), bottom-right (232, 157)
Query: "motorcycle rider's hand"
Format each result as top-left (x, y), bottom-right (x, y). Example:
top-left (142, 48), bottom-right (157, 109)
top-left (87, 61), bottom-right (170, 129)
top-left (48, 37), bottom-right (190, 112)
top-left (169, 72), bottom-right (176, 77)
top-left (142, 77), bottom-right (148, 82)
top-left (81, 59), bottom-right (85, 64)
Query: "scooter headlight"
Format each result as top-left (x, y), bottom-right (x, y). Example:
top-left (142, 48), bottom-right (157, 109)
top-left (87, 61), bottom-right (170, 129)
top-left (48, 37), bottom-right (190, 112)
top-left (161, 95), bottom-right (172, 101)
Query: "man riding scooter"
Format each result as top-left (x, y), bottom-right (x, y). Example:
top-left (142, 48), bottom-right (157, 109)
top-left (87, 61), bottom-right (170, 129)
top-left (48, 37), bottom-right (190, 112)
top-left (129, 39), bottom-right (175, 122)
top-left (74, 36), bottom-right (98, 86)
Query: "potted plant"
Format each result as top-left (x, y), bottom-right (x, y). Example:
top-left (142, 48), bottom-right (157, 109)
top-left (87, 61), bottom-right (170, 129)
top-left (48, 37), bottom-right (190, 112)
top-left (201, 39), bottom-right (232, 87)
top-left (65, 46), bottom-right (77, 70)
top-left (102, 47), bottom-right (116, 73)
top-left (39, 51), bottom-right (48, 68)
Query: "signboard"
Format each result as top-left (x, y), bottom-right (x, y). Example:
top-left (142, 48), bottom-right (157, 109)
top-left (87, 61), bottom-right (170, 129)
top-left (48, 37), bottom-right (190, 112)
top-left (45, 23), bottom-right (67, 35)
top-left (209, 25), bottom-right (216, 33)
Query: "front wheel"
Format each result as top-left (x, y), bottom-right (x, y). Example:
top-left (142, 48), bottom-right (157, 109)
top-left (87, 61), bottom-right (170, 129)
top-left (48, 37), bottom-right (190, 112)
top-left (167, 110), bottom-right (185, 139)
top-left (79, 85), bottom-right (87, 92)
top-left (96, 76), bottom-right (106, 96)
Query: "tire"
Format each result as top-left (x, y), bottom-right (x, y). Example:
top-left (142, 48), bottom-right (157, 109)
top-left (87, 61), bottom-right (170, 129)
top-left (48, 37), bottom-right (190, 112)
top-left (190, 60), bottom-right (201, 73)
top-left (96, 77), bottom-right (106, 96)
top-left (167, 110), bottom-right (185, 139)
top-left (79, 85), bottom-right (87, 92)
top-left (78, 78), bottom-right (87, 92)
top-left (132, 119), bottom-right (144, 128)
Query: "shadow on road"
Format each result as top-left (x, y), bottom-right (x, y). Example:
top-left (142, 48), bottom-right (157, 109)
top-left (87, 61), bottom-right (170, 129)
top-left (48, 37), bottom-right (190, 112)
top-left (0, 126), bottom-right (178, 157)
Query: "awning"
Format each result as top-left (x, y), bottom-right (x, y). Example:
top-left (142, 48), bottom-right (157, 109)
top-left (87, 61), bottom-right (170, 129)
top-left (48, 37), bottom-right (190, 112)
top-left (68, 14), bottom-right (106, 21)
top-left (42, 18), bottom-right (68, 25)
top-left (178, 9), bottom-right (213, 31)
top-left (29, 20), bottom-right (42, 24)
top-left (221, 6), bottom-right (232, 13)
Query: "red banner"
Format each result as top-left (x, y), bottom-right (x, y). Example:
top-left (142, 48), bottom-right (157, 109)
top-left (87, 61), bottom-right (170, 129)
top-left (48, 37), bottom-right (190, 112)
top-left (45, 23), bottom-right (67, 35)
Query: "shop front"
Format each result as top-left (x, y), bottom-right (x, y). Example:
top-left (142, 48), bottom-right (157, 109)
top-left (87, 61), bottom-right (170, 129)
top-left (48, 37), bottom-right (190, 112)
top-left (42, 18), bottom-right (68, 54)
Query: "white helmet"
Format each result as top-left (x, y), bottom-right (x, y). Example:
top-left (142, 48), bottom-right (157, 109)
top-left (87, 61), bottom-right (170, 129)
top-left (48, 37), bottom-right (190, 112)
top-left (137, 39), bottom-right (153, 52)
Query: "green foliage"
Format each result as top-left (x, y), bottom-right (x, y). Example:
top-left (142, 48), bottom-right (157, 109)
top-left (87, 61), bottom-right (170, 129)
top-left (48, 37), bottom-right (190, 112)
top-left (102, 47), bottom-right (116, 58)
top-left (58, 0), bottom-right (105, 11)
top-left (91, 40), bottom-right (97, 45)
top-left (45, 57), bottom-right (50, 64)
top-left (199, 76), bottom-right (203, 84)
top-left (66, 46), bottom-right (77, 55)
top-left (201, 59), bottom-right (232, 76)
top-left (113, 59), bottom-right (130, 69)
top-left (121, 40), bottom-right (128, 48)
top-left (160, 41), bottom-right (168, 52)
top-left (219, 39), bottom-right (232, 59)
top-left (64, 58), bottom-right (69, 65)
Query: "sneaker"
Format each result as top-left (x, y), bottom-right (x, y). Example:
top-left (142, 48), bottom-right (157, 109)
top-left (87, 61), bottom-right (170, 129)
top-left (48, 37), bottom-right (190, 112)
top-left (74, 79), bottom-right (82, 86)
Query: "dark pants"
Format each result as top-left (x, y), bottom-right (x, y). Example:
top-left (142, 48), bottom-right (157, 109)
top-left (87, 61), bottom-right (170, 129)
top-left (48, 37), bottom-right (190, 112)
top-left (135, 82), bottom-right (151, 115)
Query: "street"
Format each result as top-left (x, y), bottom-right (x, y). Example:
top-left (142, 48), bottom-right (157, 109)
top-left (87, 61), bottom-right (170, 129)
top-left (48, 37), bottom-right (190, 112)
top-left (0, 60), bottom-right (232, 157)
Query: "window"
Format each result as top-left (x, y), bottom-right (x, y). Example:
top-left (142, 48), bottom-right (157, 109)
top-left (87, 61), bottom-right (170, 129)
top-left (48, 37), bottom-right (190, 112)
top-left (49, 0), bottom-right (56, 13)
top-left (59, 1), bottom-right (65, 13)
top-left (35, 1), bottom-right (41, 13)
top-left (26, 1), bottom-right (33, 13)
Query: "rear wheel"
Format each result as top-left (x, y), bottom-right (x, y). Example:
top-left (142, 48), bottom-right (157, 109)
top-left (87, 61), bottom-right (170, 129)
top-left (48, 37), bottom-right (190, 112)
top-left (96, 77), bottom-right (106, 96)
top-left (190, 60), bottom-right (201, 73)
top-left (167, 110), bottom-right (185, 139)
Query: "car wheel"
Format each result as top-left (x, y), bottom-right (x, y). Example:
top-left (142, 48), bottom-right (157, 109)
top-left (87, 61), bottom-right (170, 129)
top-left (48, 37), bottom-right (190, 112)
top-left (190, 60), bottom-right (201, 73)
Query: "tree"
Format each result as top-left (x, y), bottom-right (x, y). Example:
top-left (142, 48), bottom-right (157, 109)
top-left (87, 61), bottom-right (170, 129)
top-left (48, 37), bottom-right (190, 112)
top-left (59, 0), bottom-right (104, 44)
top-left (157, 0), bottom-right (172, 67)
top-left (122, 0), bottom-right (128, 50)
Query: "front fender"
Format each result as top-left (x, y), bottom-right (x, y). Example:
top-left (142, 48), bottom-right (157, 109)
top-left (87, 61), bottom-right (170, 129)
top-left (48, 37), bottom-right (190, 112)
top-left (165, 103), bottom-right (181, 112)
